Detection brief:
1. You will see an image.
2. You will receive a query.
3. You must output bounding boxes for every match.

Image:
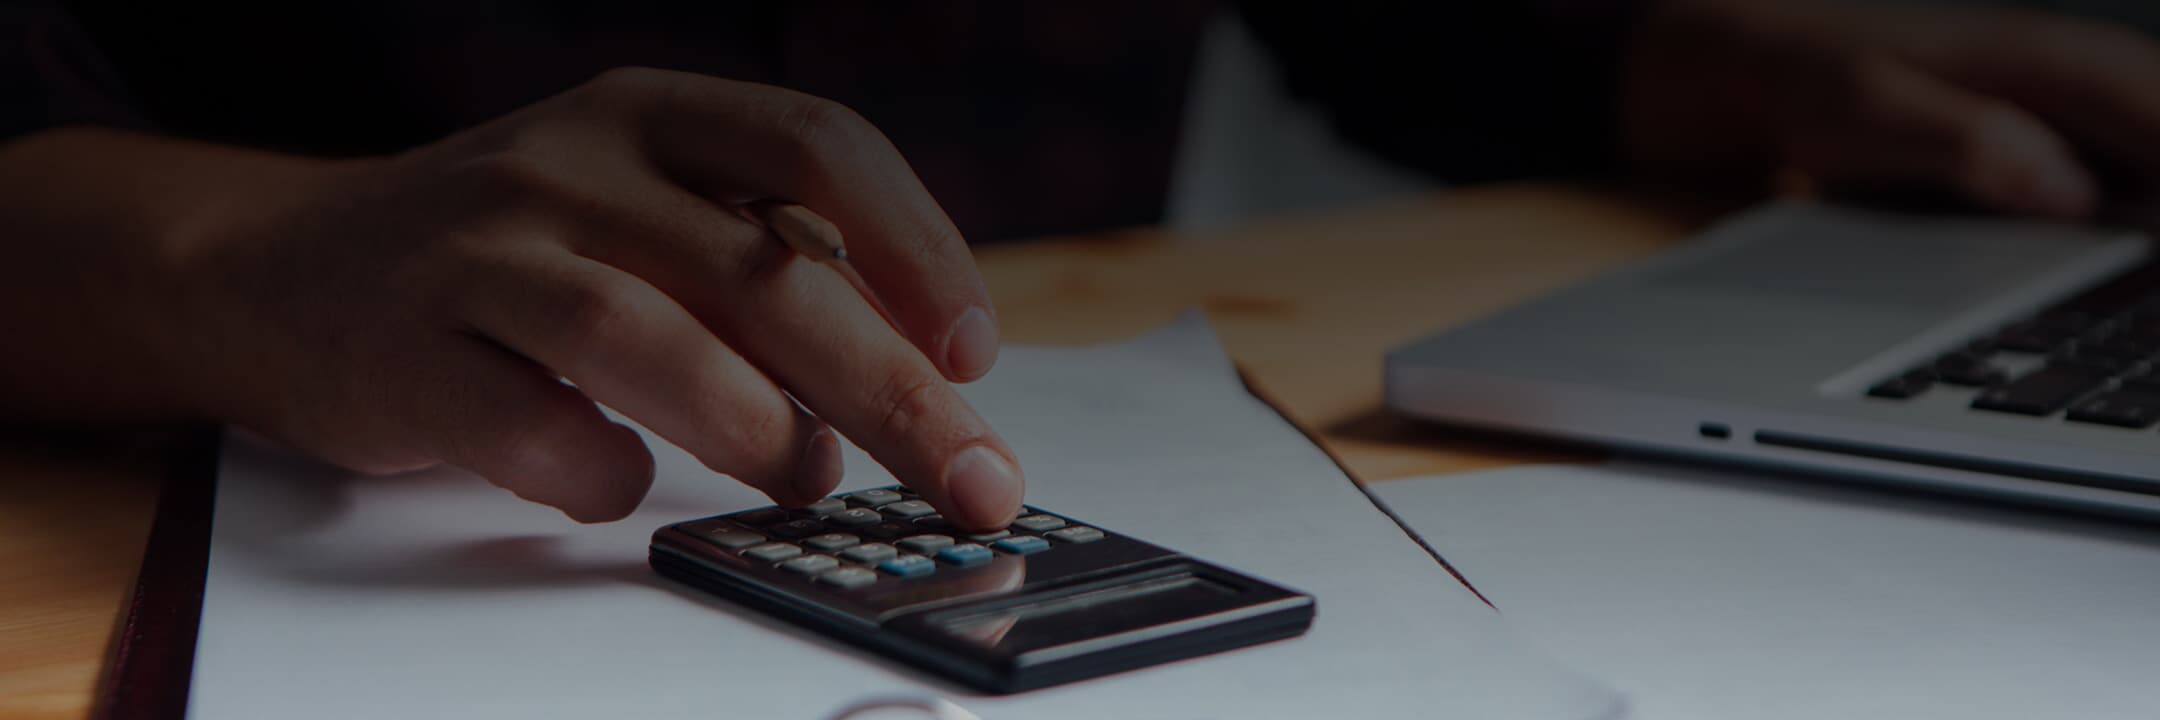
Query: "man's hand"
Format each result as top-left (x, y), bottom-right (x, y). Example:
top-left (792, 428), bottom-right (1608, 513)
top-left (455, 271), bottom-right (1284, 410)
top-left (0, 68), bottom-right (1022, 528)
top-left (1626, 0), bottom-right (2160, 218)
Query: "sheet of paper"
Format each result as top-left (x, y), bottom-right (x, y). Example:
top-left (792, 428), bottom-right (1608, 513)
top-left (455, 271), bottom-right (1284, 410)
top-left (190, 314), bottom-right (1619, 719)
top-left (1372, 462), bottom-right (2160, 720)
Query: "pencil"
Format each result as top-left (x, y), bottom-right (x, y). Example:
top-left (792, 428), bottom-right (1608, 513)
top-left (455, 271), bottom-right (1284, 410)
top-left (758, 202), bottom-right (848, 262)
top-left (755, 201), bottom-right (902, 331)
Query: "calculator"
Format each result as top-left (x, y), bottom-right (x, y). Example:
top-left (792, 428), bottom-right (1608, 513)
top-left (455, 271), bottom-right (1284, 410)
top-left (649, 485), bottom-right (1315, 694)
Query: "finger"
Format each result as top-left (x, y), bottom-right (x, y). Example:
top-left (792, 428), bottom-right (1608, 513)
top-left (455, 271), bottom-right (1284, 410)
top-left (1784, 61), bottom-right (2098, 218)
top-left (412, 342), bottom-right (656, 523)
top-left (454, 249), bottom-right (842, 506)
top-left (725, 262), bottom-right (1023, 531)
top-left (547, 177), bottom-right (1023, 530)
top-left (1923, 13), bottom-right (2160, 175)
top-left (581, 68), bottom-right (1001, 383)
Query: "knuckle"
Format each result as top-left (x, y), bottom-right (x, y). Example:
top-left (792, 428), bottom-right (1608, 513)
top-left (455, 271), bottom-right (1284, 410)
top-left (704, 401), bottom-right (796, 477)
top-left (773, 95), bottom-right (876, 167)
top-left (454, 152), bottom-right (588, 208)
top-left (581, 66), bottom-right (675, 102)
top-left (870, 367), bottom-right (948, 444)
top-left (551, 277), bottom-right (647, 349)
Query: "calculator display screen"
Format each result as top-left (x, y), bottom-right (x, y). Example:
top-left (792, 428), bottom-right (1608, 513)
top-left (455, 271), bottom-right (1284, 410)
top-left (931, 572), bottom-right (1239, 651)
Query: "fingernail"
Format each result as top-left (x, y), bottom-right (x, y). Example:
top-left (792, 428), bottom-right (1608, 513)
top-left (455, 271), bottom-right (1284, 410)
top-left (945, 307), bottom-right (1000, 381)
top-left (944, 445), bottom-right (1022, 530)
top-left (795, 428), bottom-right (843, 504)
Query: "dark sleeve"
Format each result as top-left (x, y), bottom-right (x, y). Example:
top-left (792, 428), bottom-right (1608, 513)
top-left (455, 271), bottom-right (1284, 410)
top-left (0, 0), bottom-right (145, 141)
top-left (1237, 0), bottom-right (1643, 183)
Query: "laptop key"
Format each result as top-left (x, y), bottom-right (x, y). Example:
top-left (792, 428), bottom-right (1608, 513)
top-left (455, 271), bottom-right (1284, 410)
top-left (1932, 354), bottom-right (2005, 387)
top-left (1971, 367), bottom-right (2111, 416)
top-left (1993, 323), bottom-right (2079, 353)
top-left (1867, 374), bottom-right (1932, 399)
top-left (2066, 391), bottom-right (2160, 429)
top-left (1866, 365), bottom-right (1935, 397)
top-left (2048, 351), bottom-right (2140, 375)
top-left (2122, 369), bottom-right (2160, 392)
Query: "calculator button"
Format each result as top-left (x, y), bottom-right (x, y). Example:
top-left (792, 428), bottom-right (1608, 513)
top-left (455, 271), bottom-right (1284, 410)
top-left (814, 567), bottom-right (879, 589)
top-left (802, 533), bottom-right (862, 552)
top-left (778, 555), bottom-right (840, 575)
top-left (935, 544), bottom-right (994, 567)
top-left (1045, 526), bottom-right (1105, 544)
top-left (965, 530), bottom-right (1011, 543)
top-left (767, 519), bottom-right (826, 539)
top-left (877, 554), bottom-right (937, 578)
top-left (704, 529), bottom-right (767, 549)
top-left (880, 500), bottom-right (937, 519)
top-left (801, 498), bottom-right (847, 516)
top-left (730, 508), bottom-right (788, 526)
top-left (859, 522), bottom-right (918, 540)
top-left (828, 508), bottom-right (883, 527)
top-left (839, 543), bottom-right (898, 564)
top-left (897, 534), bottom-right (955, 554)
top-left (990, 536), bottom-right (1051, 555)
top-left (1010, 514), bottom-right (1066, 532)
top-left (846, 489), bottom-right (905, 508)
top-left (743, 543), bottom-right (804, 563)
top-left (913, 515), bottom-right (956, 531)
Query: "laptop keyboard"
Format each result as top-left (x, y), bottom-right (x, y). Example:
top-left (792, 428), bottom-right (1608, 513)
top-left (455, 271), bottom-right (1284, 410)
top-left (1866, 257), bottom-right (2160, 430)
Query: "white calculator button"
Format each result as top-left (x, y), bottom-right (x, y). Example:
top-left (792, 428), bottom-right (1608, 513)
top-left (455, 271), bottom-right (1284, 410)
top-left (1046, 526), bottom-right (1105, 544)
top-left (839, 543), bottom-right (898, 564)
top-left (815, 566), bottom-right (879, 589)
top-left (743, 543), bottom-right (805, 562)
top-left (802, 533), bottom-right (862, 552)
top-left (706, 530), bottom-right (767, 549)
top-left (880, 500), bottom-right (937, 518)
top-left (896, 534), bottom-right (955, 554)
top-left (846, 489), bottom-right (905, 508)
top-left (1010, 515), bottom-right (1066, 532)
top-left (779, 555), bottom-right (839, 576)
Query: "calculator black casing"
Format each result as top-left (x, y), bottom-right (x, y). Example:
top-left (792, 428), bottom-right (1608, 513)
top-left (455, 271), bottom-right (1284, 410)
top-left (648, 487), bottom-right (1315, 694)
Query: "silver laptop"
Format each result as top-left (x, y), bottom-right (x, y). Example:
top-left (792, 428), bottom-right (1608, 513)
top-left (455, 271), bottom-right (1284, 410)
top-left (1386, 203), bottom-right (2160, 516)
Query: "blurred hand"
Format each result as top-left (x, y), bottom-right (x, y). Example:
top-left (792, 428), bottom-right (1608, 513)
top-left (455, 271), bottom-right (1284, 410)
top-left (1625, 0), bottom-right (2160, 218)
top-left (55, 68), bottom-right (1023, 526)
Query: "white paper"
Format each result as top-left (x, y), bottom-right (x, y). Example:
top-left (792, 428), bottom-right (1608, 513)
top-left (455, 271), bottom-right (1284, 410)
top-left (1372, 462), bottom-right (2160, 720)
top-left (190, 314), bottom-right (1619, 719)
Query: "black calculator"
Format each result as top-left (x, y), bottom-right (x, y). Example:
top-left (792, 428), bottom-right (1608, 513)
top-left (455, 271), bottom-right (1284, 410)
top-left (649, 485), bottom-right (1314, 694)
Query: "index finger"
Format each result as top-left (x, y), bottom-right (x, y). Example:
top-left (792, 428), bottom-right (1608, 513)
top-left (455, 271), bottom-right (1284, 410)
top-left (589, 68), bottom-right (1002, 383)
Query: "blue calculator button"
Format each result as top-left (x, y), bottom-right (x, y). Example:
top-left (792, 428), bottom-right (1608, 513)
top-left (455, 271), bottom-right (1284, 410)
top-left (990, 536), bottom-right (1051, 555)
top-left (877, 554), bottom-right (937, 577)
top-left (934, 543), bottom-right (994, 567)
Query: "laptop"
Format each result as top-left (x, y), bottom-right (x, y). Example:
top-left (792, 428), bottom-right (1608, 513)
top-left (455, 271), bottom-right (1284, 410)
top-left (1385, 203), bottom-right (2160, 516)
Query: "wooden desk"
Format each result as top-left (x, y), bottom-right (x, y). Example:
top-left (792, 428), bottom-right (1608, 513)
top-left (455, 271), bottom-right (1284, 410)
top-left (0, 184), bottom-right (1718, 720)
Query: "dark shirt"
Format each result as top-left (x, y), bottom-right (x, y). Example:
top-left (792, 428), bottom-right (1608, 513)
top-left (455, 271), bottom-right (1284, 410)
top-left (1, 1), bottom-right (1634, 242)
